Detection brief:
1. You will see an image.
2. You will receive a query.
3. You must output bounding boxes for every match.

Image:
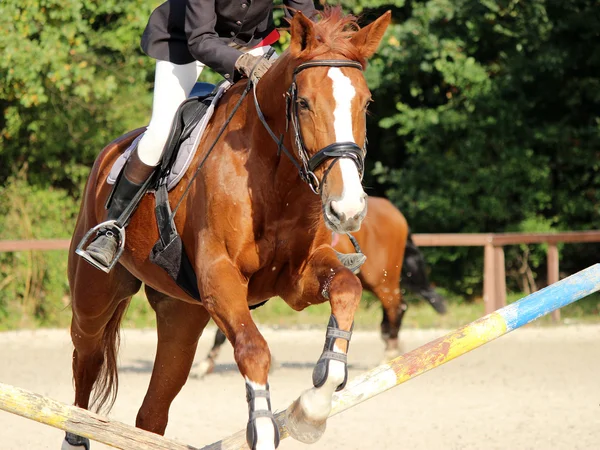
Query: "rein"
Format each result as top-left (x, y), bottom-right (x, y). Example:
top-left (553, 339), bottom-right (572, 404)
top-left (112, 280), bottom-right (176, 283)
top-left (253, 54), bottom-right (366, 194)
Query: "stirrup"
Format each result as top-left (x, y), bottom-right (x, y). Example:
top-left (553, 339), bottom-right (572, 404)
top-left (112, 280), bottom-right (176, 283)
top-left (75, 220), bottom-right (126, 273)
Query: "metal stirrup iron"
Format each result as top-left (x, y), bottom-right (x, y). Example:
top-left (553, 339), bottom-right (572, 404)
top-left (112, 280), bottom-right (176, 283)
top-left (76, 173), bottom-right (155, 273)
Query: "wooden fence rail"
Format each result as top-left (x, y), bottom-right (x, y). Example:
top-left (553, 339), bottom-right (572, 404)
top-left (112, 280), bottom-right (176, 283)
top-left (2, 231), bottom-right (600, 318)
top-left (412, 231), bottom-right (600, 319)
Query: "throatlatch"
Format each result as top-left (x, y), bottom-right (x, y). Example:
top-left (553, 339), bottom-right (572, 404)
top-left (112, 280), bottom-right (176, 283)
top-left (312, 315), bottom-right (353, 391)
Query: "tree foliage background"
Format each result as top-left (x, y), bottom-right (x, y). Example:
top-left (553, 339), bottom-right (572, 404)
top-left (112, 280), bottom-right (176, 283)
top-left (0, 0), bottom-right (599, 323)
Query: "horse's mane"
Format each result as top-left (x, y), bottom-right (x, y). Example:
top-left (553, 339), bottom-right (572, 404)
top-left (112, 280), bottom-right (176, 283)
top-left (291, 6), bottom-right (368, 68)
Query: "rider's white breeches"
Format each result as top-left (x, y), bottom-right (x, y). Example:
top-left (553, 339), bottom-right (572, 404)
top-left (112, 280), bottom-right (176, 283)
top-left (137, 45), bottom-right (277, 167)
top-left (137, 60), bottom-right (204, 166)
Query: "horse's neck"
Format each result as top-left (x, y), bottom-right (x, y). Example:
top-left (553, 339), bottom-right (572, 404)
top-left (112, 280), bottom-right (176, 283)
top-left (245, 116), bottom-right (323, 243)
top-left (243, 57), bottom-right (330, 246)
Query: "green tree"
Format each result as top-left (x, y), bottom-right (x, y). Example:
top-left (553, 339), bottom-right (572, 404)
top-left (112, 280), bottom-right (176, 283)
top-left (343, 0), bottom-right (600, 295)
top-left (0, 0), bottom-right (157, 192)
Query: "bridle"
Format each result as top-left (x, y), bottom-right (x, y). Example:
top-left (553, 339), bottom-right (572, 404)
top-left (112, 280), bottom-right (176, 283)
top-left (253, 55), bottom-right (366, 195)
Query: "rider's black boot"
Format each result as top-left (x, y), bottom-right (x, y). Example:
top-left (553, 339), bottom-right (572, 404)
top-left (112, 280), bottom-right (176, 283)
top-left (84, 147), bottom-right (156, 270)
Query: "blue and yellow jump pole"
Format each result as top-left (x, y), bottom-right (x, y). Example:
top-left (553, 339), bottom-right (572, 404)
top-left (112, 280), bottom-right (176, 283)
top-left (204, 263), bottom-right (600, 449)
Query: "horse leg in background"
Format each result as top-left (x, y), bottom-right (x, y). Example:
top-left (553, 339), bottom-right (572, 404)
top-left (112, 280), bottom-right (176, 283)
top-left (196, 327), bottom-right (227, 377)
top-left (63, 262), bottom-right (141, 450)
top-left (402, 233), bottom-right (448, 314)
top-left (373, 283), bottom-right (407, 361)
top-left (201, 259), bottom-right (278, 450)
top-left (284, 252), bottom-right (362, 444)
top-left (136, 287), bottom-right (211, 434)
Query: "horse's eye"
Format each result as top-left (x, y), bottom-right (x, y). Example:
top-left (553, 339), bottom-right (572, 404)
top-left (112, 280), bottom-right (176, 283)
top-left (297, 97), bottom-right (310, 111)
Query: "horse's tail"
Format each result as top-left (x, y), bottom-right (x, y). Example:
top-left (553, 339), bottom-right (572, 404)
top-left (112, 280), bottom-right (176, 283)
top-left (402, 233), bottom-right (448, 315)
top-left (89, 300), bottom-right (129, 413)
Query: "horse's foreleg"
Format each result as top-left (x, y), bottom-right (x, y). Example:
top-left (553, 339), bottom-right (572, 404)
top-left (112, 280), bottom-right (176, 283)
top-left (196, 328), bottom-right (227, 377)
top-left (375, 284), bottom-right (407, 360)
top-left (135, 288), bottom-right (210, 435)
top-left (201, 260), bottom-right (278, 450)
top-left (285, 257), bottom-right (362, 444)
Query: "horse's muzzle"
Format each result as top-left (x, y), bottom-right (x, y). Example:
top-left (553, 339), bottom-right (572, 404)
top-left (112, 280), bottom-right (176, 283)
top-left (323, 193), bottom-right (367, 233)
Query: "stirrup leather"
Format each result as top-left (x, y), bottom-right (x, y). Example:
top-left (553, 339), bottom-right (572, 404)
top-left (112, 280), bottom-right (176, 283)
top-left (75, 220), bottom-right (126, 273)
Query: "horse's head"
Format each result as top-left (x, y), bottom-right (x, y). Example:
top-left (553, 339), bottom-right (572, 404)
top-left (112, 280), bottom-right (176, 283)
top-left (282, 8), bottom-right (391, 233)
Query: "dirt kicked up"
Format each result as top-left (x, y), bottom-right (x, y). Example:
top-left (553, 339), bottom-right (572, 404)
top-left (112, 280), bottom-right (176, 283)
top-left (0, 325), bottom-right (598, 450)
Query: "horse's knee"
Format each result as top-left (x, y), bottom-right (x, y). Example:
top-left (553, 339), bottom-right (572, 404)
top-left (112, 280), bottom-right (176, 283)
top-left (328, 270), bottom-right (362, 308)
top-left (233, 331), bottom-right (271, 380)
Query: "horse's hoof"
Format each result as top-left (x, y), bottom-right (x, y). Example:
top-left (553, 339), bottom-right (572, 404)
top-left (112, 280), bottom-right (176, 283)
top-left (62, 432), bottom-right (90, 450)
top-left (284, 398), bottom-right (326, 444)
top-left (195, 358), bottom-right (215, 378)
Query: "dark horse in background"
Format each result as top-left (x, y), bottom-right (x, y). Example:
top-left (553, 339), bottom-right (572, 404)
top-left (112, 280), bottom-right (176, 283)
top-left (66, 8), bottom-right (391, 450)
top-left (198, 196), bottom-right (447, 376)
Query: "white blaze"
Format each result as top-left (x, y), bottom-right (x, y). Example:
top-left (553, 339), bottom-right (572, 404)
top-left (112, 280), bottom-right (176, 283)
top-left (327, 68), bottom-right (365, 219)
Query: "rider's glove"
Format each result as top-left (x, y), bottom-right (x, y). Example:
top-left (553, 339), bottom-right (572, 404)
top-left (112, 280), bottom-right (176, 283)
top-left (234, 53), bottom-right (273, 84)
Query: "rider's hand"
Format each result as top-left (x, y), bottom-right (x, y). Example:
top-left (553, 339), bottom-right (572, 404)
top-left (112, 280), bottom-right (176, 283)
top-left (234, 53), bottom-right (273, 84)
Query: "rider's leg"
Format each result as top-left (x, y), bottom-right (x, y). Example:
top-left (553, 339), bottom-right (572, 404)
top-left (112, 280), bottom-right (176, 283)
top-left (85, 60), bottom-right (204, 268)
top-left (137, 60), bottom-right (205, 166)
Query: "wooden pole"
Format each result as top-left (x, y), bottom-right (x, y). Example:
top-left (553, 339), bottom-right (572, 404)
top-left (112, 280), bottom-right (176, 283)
top-left (0, 383), bottom-right (198, 450)
top-left (547, 243), bottom-right (561, 322)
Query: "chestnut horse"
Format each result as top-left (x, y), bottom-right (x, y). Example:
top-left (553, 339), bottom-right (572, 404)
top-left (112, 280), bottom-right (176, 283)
top-left (198, 196), bottom-right (448, 375)
top-left (66, 8), bottom-right (391, 450)
top-left (335, 197), bottom-right (447, 356)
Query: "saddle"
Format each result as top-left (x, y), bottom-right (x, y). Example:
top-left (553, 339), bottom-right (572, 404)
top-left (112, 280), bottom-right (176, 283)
top-left (108, 81), bottom-right (230, 191)
top-left (104, 81), bottom-right (230, 298)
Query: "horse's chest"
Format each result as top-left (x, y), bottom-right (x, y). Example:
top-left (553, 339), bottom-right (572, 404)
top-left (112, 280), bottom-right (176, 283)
top-left (245, 234), bottom-right (301, 299)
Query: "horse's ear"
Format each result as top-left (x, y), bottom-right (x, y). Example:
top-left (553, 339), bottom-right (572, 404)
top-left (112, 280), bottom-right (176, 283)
top-left (350, 11), bottom-right (392, 59)
top-left (289, 12), bottom-right (318, 57)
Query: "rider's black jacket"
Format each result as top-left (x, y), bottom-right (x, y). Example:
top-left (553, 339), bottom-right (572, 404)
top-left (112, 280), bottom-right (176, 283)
top-left (141, 0), bottom-right (317, 79)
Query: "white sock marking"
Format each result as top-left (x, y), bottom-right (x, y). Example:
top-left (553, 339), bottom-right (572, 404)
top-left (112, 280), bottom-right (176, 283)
top-left (327, 68), bottom-right (365, 219)
top-left (245, 377), bottom-right (275, 450)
